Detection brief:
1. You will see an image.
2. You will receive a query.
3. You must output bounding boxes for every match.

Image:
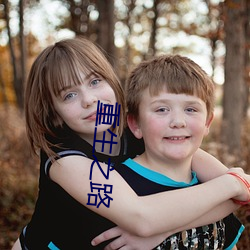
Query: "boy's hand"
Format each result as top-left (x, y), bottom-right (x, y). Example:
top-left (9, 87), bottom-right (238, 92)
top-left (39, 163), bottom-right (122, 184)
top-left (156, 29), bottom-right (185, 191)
top-left (91, 226), bottom-right (170, 250)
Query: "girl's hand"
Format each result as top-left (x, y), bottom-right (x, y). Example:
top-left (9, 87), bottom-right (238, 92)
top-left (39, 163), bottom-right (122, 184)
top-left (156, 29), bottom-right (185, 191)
top-left (11, 239), bottom-right (22, 250)
top-left (91, 226), bottom-right (170, 250)
top-left (227, 168), bottom-right (250, 204)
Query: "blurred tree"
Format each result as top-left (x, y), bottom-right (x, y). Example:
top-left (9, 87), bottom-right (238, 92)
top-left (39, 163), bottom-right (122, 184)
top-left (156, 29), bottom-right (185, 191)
top-left (146, 0), bottom-right (159, 59)
top-left (0, 46), bottom-right (13, 104)
top-left (3, 0), bottom-right (19, 106)
top-left (203, 0), bottom-right (224, 81)
top-left (2, 0), bottom-right (26, 110)
top-left (221, 0), bottom-right (246, 155)
top-left (243, 0), bottom-right (250, 118)
top-left (19, 0), bottom-right (26, 104)
top-left (66, 0), bottom-right (96, 36)
top-left (114, 0), bottom-right (135, 84)
top-left (0, 1), bottom-right (7, 104)
top-left (96, 0), bottom-right (115, 65)
top-left (65, 0), bottom-right (115, 64)
top-left (0, 59), bottom-right (7, 104)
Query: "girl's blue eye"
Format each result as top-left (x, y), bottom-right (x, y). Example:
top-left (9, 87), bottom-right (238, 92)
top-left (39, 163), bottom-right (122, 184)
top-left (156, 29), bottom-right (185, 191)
top-left (91, 79), bottom-right (101, 86)
top-left (64, 92), bottom-right (77, 100)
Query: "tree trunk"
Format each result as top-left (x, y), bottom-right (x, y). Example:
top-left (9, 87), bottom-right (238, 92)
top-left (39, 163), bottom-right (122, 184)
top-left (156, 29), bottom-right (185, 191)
top-left (242, 0), bottom-right (250, 118)
top-left (3, 0), bottom-right (22, 109)
top-left (0, 65), bottom-right (8, 104)
top-left (147, 0), bottom-right (159, 59)
top-left (96, 0), bottom-right (115, 65)
top-left (68, 0), bottom-right (90, 36)
top-left (221, 0), bottom-right (246, 155)
top-left (18, 0), bottom-right (25, 110)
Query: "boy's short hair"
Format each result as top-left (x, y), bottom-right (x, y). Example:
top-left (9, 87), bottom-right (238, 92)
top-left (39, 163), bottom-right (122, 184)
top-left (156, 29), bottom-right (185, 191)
top-left (126, 54), bottom-right (215, 120)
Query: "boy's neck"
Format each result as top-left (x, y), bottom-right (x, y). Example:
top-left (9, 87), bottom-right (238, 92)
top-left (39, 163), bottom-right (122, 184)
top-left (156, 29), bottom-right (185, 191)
top-left (134, 153), bottom-right (193, 183)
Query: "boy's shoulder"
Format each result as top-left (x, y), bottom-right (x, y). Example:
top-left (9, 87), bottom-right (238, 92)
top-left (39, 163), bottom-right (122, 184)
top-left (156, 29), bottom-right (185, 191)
top-left (124, 127), bottom-right (145, 158)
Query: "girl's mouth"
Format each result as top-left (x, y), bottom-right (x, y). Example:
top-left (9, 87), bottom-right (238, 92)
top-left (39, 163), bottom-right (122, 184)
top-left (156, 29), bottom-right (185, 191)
top-left (85, 111), bottom-right (97, 121)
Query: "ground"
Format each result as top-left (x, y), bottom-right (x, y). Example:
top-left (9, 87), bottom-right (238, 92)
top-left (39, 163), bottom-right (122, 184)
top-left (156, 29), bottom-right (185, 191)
top-left (0, 105), bottom-right (249, 249)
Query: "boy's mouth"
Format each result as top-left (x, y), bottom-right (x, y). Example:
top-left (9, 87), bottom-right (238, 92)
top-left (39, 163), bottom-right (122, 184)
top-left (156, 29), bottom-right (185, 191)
top-left (165, 136), bottom-right (190, 141)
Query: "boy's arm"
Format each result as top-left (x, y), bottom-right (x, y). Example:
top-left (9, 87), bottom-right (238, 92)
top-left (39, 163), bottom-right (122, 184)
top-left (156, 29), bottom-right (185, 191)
top-left (49, 155), bottom-right (249, 237)
top-left (192, 148), bottom-right (228, 182)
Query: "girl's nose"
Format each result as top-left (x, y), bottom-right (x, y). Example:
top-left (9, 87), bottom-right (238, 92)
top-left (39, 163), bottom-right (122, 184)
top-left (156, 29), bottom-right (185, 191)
top-left (81, 92), bottom-right (97, 108)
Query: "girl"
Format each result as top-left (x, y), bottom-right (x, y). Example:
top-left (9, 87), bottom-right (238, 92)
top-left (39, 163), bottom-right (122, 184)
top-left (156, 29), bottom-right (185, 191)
top-left (12, 37), bottom-right (250, 249)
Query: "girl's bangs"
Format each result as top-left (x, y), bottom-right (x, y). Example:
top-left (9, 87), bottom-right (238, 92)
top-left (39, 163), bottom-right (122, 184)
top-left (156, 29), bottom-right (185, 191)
top-left (47, 56), bottom-right (92, 97)
top-left (43, 45), bottom-right (94, 97)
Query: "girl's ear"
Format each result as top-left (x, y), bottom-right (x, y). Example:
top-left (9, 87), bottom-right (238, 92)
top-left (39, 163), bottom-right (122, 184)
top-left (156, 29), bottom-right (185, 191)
top-left (127, 114), bottom-right (143, 139)
top-left (52, 112), bottom-right (64, 128)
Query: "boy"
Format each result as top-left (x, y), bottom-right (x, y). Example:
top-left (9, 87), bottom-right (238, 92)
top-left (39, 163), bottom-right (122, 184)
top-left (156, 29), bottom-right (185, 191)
top-left (114, 54), bottom-right (244, 249)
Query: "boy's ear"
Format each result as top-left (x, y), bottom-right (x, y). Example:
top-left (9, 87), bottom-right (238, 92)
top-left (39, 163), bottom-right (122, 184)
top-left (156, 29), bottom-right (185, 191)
top-left (204, 112), bottom-right (214, 136)
top-left (127, 114), bottom-right (143, 139)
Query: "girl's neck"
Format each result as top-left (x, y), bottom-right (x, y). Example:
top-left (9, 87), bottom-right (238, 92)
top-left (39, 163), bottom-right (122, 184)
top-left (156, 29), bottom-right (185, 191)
top-left (81, 133), bottom-right (121, 156)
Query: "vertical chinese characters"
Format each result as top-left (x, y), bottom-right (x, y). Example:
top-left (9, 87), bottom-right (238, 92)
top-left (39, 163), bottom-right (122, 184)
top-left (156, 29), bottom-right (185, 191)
top-left (87, 100), bottom-right (121, 208)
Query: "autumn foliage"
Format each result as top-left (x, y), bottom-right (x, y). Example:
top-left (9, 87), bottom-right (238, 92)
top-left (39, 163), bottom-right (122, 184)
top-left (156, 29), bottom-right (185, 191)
top-left (0, 105), bottom-right (249, 249)
top-left (0, 105), bottom-right (39, 249)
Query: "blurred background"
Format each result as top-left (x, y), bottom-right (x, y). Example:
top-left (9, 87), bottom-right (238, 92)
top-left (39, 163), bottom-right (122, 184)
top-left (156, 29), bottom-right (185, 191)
top-left (0, 0), bottom-right (250, 249)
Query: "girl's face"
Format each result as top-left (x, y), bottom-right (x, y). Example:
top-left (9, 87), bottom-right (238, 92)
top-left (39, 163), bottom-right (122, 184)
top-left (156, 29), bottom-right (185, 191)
top-left (128, 88), bottom-right (213, 168)
top-left (52, 72), bottom-right (117, 144)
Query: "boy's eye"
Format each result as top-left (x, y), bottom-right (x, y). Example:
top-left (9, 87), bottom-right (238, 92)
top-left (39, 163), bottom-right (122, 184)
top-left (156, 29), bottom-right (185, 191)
top-left (64, 92), bottom-right (77, 101)
top-left (156, 107), bottom-right (169, 112)
top-left (186, 107), bottom-right (197, 112)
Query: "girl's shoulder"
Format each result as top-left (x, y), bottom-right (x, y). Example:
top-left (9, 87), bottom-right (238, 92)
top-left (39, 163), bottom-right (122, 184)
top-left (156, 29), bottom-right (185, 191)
top-left (46, 126), bottom-right (93, 157)
top-left (41, 128), bottom-right (93, 176)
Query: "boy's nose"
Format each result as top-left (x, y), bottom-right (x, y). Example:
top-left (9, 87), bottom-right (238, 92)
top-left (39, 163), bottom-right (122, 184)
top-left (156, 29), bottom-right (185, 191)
top-left (169, 113), bottom-right (186, 128)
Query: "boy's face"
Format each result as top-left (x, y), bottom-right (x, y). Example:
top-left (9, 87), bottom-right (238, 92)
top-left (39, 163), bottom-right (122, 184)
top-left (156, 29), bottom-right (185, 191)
top-left (128, 88), bottom-right (213, 165)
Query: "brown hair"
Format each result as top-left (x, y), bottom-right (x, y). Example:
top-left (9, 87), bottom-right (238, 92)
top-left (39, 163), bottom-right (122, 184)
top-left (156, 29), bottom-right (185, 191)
top-left (25, 37), bottom-right (125, 158)
top-left (126, 54), bottom-right (215, 120)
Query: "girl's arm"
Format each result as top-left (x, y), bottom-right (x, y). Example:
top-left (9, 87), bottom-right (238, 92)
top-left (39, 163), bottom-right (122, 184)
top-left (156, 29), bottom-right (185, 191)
top-left (91, 200), bottom-right (240, 249)
top-left (92, 227), bottom-right (171, 250)
top-left (50, 155), bottom-right (249, 237)
top-left (192, 148), bottom-right (229, 182)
